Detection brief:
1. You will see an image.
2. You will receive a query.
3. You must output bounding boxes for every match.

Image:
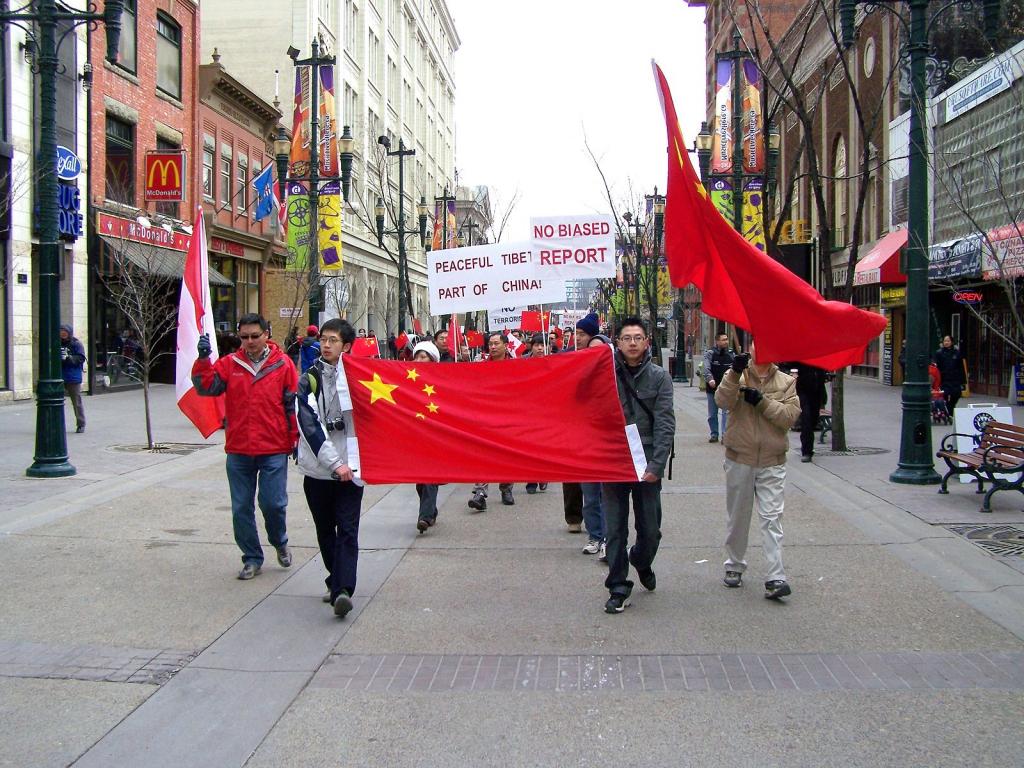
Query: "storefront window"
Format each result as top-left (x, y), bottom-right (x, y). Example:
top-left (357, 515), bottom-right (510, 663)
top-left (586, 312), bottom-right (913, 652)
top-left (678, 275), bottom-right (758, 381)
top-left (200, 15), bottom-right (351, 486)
top-left (211, 256), bottom-right (235, 332)
top-left (237, 261), bottom-right (260, 316)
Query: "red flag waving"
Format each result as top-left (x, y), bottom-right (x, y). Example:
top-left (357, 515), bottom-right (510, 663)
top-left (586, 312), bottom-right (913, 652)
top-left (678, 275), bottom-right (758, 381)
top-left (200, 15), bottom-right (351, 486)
top-left (652, 62), bottom-right (886, 369)
top-left (351, 337), bottom-right (380, 357)
top-left (449, 314), bottom-right (465, 358)
top-left (341, 346), bottom-right (643, 483)
top-left (465, 330), bottom-right (484, 349)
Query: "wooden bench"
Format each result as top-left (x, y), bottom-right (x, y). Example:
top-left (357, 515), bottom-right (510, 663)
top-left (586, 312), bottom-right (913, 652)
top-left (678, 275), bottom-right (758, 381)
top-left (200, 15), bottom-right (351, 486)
top-left (936, 421), bottom-right (1024, 513)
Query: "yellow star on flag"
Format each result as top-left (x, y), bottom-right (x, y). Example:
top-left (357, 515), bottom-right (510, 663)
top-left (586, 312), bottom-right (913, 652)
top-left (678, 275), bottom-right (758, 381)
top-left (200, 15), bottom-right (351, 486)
top-left (415, 412), bottom-right (426, 420)
top-left (360, 372), bottom-right (399, 405)
top-left (422, 384), bottom-right (436, 396)
top-left (406, 368), bottom-right (420, 381)
top-left (427, 402), bottom-right (439, 414)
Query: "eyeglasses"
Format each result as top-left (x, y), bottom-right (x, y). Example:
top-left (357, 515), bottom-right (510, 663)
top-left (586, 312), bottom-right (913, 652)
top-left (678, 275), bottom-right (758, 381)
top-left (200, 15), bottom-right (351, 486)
top-left (619, 335), bottom-right (647, 343)
top-left (238, 333), bottom-right (265, 340)
top-left (320, 336), bottom-right (343, 344)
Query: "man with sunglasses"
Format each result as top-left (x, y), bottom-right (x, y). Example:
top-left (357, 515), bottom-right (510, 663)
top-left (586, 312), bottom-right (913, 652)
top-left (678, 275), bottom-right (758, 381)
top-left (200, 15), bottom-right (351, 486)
top-left (193, 313), bottom-right (298, 581)
top-left (602, 317), bottom-right (675, 614)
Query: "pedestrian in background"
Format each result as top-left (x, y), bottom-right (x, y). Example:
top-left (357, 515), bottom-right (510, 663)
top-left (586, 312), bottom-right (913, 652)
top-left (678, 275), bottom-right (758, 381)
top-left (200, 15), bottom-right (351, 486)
top-left (715, 339), bottom-right (800, 600)
top-left (791, 362), bottom-right (829, 463)
top-left (702, 334), bottom-right (734, 443)
top-left (468, 332), bottom-right (516, 510)
top-left (933, 335), bottom-right (965, 412)
top-left (192, 313), bottom-right (297, 581)
top-left (296, 318), bottom-right (363, 618)
top-left (300, 325), bottom-right (321, 374)
top-left (59, 324), bottom-right (87, 433)
top-left (411, 340), bottom-right (443, 533)
top-left (602, 317), bottom-right (675, 614)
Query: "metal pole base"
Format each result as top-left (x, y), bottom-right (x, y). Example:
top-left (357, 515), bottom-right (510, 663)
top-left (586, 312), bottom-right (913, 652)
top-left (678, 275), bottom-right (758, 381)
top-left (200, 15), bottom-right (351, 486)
top-left (26, 379), bottom-right (76, 478)
top-left (889, 465), bottom-right (941, 484)
top-left (889, 379), bottom-right (940, 485)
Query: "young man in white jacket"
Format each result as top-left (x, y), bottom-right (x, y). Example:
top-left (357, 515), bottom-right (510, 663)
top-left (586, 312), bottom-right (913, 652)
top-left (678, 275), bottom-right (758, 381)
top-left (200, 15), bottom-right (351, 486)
top-left (296, 318), bottom-right (362, 618)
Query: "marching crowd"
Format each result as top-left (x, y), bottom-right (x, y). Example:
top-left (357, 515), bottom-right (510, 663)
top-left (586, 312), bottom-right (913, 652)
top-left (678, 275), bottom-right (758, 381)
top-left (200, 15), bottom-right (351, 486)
top-left (189, 310), bottom-right (805, 618)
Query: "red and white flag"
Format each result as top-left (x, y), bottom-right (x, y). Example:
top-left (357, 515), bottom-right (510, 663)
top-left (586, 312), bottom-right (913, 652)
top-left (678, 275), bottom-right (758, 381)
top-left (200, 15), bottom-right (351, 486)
top-left (449, 314), bottom-right (465, 359)
top-left (506, 333), bottom-right (524, 357)
top-left (175, 207), bottom-right (224, 437)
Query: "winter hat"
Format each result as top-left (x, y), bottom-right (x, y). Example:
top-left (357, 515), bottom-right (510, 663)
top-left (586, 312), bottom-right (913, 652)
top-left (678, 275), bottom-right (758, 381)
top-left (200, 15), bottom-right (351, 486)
top-left (412, 340), bottom-right (440, 362)
top-left (576, 312), bottom-right (600, 337)
top-left (306, 325), bottom-right (319, 336)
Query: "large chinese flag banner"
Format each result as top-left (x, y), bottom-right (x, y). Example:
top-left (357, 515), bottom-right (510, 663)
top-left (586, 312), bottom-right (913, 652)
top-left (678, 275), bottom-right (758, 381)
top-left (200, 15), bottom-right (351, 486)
top-left (342, 346), bottom-right (643, 484)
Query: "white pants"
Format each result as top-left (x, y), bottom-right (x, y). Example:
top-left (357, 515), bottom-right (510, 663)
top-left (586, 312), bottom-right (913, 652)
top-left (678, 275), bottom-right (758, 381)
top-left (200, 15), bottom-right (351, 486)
top-left (724, 459), bottom-right (787, 583)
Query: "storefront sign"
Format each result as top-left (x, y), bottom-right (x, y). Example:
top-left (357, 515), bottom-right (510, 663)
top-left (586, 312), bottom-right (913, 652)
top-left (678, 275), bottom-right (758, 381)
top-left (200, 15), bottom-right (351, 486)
top-left (210, 237), bottom-right (246, 258)
top-left (56, 146), bottom-right (82, 181)
top-left (943, 42), bottom-right (1024, 122)
top-left (97, 212), bottom-right (190, 251)
top-left (929, 235), bottom-right (982, 280)
top-left (1014, 364), bottom-right (1024, 405)
top-left (880, 286), bottom-right (906, 307)
top-left (952, 290), bottom-right (983, 305)
top-left (984, 224), bottom-right (1024, 280)
top-left (144, 150), bottom-right (187, 202)
top-left (57, 182), bottom-right (82, 240)
top-left (882, 311), bottom-right (893, 386)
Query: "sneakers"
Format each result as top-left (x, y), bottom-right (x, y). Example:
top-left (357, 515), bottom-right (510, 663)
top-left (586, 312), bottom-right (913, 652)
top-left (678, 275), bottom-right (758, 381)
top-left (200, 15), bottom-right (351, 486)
top-left (567, 523), bottom-right (582, 533)
top-left (800, 454), bottom-right (813, 463)
top-left (708, 434), bottom-right (718, 443)
top-left (538, 483), bottom-right (548, 492)
top-left (526, 483), bottom-right (538, 494)
top-left (322, 591), bottom-right (332, 603)
top-left (637, 568), bottom-right (656, 592)
top-left (333, 590), bottom-right (354, 618)
top-left (468, 491), bottom-right (487, 511)
top-left (598, 542), bottom-right (607, 562)
top-left (500, 488), bottom-right (515, 506)
top-left (604, 593), bottom-right (631, 613)
top-left (276, 545), bottom-right (292, 568)
top-left (723, 571), bottom-right (743, 588)
top-left (765, 580), bottom-right (792, 600)
top-left (582, 539), bottom-right (602, 555)
top-left (237, 563), bottom-right (261, 580)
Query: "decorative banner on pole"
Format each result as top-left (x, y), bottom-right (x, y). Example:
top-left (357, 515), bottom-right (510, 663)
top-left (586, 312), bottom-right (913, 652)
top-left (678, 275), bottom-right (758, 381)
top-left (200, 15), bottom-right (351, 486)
top-left (711, 60), bottom-right (733, 174)
top-left (317, 65), bottom-right (343, 271)
top-left (432, 198), bottom-right (458, 250)
top-left (529, 214), bottom-right (616, 279)
top-left (487, 306), bottom-right (525, 330)
top-left (709, 177), bottom-right (733, 222)
top-left (428, 241), bottom-right (566, 314)
top-left (740, 59), bottom-right (765, 174)
top-left (741, 177), bottom-right (767, 252)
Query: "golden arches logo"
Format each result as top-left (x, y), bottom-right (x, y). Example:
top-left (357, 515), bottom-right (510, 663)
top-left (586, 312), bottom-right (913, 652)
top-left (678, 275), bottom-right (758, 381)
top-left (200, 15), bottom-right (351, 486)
top-left (147, 157), bottom-right (181, 188)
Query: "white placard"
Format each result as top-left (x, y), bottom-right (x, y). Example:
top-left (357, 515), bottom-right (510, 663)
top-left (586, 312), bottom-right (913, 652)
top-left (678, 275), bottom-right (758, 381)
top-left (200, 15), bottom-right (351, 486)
top-left (487, 306), bottom-right (526, 330)
top-left (427, 241), bottom-right (566, 314)
top-left (530, 214), bottom-right (616, 279)
top-left (560, 308), bottom-right (589, 328)
top-left (953, 403), bottom-right (1015, 483)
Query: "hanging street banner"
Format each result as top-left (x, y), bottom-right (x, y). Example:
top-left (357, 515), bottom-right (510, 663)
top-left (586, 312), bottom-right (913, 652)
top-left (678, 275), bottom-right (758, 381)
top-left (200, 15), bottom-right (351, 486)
top-left (317, 66), bottom-right (343, 271)
top-left (740, 60), bottom-right (765, 174)
top-left (529, 214), bottom-right (616, 279)
top-left (432, 198), bottom-right (458, 250)
top-left (487, 306), bottom-right (526, 330)
top-left (741, 177), bottom-right (767, 252)
top-left (428, 241), bottom-right (566, 314)
top-left (711, 60), bottom-right (733, 174)
top-left (709, 177), bottom-right (732, 222)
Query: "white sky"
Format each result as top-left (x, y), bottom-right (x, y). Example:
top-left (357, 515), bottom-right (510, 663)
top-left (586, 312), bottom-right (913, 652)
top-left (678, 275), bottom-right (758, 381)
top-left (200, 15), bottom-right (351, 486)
top-left (446, 0), bottom-right (709, 242)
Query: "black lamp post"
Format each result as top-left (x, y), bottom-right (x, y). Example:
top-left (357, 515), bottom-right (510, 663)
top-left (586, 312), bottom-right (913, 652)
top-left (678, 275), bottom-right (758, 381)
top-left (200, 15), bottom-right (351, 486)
top-left (375, 136), bottom-right (428, 336)
top-left (460, 217), bottom-right (479, 247)
top-left (434, 185), bottom-right (456, 249)
top-left (647, 190), bottom-right (666, 360)
top-left (2, 0), bottom-right (123, 478)
top-left (622, 210), bottom-right (644, 318)
top-left (840, 0), bottom-right (1000, 485)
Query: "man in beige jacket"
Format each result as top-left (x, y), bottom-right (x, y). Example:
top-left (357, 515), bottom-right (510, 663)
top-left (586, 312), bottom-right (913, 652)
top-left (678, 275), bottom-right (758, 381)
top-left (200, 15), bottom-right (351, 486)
top-left (715, 339), bottom-right (801, 600)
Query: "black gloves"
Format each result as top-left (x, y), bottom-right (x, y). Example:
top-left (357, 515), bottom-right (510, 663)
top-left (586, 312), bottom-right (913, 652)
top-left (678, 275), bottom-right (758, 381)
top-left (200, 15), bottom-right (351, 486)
top-left (731, 353), bottom-right (749, 373)
top-left (742, 387), bottom-right (763, 406)
top-left (197, 333), bottom-right (212, 359)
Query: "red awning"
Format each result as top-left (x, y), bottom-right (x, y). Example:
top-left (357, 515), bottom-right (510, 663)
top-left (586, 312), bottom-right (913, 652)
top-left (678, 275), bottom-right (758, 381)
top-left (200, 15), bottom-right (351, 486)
top-left (853, 229), bottom-right (908, 286)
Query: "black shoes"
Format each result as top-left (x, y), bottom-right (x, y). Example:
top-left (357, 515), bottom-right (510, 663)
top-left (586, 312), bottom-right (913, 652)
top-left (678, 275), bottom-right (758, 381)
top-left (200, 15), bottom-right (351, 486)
top-left (709, 434), bottom-right (718, 443)
top-left (628, 548), bottom-right (656, 591)
top-left (526, 483), bottom-right (538, 494)
top-left (604, 593), bottom-right (631, 613)
top-left (276, 545), bottom-right (292, 568)
top-left (723, 571), bottom-right (743, 588)
top-left (237, 563), bottom-right (261, 580)
top-left (800, 454), bottom-right (813, 463)
top-left (501, 488), bottom-right (515, 506)
top-left (333, 590), bottom-right (354, 618)
top-left (765, 580), bottom-right (792, 600)
top-left (416, 517), bottom-right (436, 533)
top-left (468, 492), bottom-right (487, 511)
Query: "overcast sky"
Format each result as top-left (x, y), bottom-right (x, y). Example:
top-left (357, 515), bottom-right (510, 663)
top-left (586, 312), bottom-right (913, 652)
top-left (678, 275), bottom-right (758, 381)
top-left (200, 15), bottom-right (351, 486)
top-left (446, 0), bottom-right (708, 243)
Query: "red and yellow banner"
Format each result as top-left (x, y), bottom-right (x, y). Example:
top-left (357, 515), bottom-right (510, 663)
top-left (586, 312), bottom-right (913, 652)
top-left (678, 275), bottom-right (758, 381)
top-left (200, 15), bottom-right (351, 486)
top-left (711, 60), bottom-right (733, 174)
top-left (432, 198), bottom-right (458, 250)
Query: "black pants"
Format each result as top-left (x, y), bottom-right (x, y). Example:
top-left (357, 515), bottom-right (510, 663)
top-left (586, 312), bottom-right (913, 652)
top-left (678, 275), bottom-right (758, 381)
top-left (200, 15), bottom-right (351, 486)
top-left (798, 387), bottom-right (822, 457)
top-left (562, 482), bottom-right (583, 525)
top-left (303, 476), bottom-right (363, 601)
top-left (943, 386), bottom-right (962, 413)
top-left (416, 484), bottom-right (438, 521)
top-left (602, 481), bottom-right (663, 596)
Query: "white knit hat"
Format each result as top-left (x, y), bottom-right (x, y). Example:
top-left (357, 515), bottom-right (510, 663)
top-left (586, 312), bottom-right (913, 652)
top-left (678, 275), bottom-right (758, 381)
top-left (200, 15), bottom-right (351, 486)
top-left (412, 340), bottom-right (440, 362)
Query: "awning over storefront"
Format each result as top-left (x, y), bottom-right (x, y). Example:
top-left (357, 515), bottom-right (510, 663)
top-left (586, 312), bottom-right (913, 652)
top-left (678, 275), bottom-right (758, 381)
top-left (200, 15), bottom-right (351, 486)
top-left (99, 236), bottom-right (233, 287)
top-left (853, 229), bottom-right (908, 286)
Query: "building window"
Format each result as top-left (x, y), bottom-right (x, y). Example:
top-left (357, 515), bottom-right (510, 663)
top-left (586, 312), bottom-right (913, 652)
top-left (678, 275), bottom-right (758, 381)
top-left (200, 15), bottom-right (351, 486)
top-left (155, 137), bottom-right (180, 218)
top-left (237, 261), bottom-right (260, 315)
top-left (156, 14), bottom-right (182, 99)
top-left (202, 136), bottom-right (215, 200)
top-left (105, 115), bottom-right (134, 204)
top-left (117, 0), bottom-right (137, 73)
top-left (220, 145), bottom-right (232, 207)
top-left (237, 155), bottom-right (248, 213)
top-left (833, 136), bottom-right (847, 248)
top-left (345, 0), bottom-right (359, 55)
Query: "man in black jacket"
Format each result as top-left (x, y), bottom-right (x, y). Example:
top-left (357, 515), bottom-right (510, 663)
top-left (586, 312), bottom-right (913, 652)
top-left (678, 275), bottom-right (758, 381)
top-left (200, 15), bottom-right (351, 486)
top-left (702, 334), bottom-right (734, 443)
top-left (791, 363), bottom-right (829, 463)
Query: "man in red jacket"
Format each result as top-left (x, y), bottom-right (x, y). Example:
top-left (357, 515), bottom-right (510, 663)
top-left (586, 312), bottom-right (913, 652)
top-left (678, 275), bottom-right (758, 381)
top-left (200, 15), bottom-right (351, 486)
top-left (193, 313), bottom-right (299, 580)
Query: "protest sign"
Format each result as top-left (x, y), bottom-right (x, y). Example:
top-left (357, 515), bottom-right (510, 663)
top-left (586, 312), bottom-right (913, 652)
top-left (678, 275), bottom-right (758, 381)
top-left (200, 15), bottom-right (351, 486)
top-left (530, 214), bottom-right (616, 279)
top-left (487, 306), bottom-right (525, 330)
top-left (428, 241), bottom-right (566, 314)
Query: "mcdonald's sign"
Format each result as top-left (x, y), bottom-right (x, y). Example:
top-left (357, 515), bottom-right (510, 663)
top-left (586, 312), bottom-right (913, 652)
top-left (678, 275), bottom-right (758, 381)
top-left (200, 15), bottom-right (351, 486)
top-left (144, 150), bottom-right (187, 202)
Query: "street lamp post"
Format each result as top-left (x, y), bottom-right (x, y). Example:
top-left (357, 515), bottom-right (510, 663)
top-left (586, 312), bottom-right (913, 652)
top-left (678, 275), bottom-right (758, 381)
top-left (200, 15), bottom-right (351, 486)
top-left (375, 136), bottom-right (428, 337)
top-left (840, 0), bottom-right (999, 484)
top-left (460, 217), bottom-right (480, 247)
top-left (275, 41), bottom-right (354, 327)
top-left (434, 185), bottom-right (456, 249)
top-left (1, 0), bottom-right (124, 478)
top-left (621, 211), bottom-right (644, 319)
top-left (646, 190), bottom-right (666, 360)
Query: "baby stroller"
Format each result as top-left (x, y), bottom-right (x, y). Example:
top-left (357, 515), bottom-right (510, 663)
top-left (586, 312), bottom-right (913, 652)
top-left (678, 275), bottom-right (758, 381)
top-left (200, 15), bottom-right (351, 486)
top-left (929, 362), bottom-right (952, 425)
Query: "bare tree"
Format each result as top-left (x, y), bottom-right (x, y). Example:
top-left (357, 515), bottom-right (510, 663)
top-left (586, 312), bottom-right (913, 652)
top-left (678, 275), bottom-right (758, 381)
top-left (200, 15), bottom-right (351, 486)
top-left (0, 158), bottom-right (43, 237)
top-left (483, 186), bottom-right (521, 244)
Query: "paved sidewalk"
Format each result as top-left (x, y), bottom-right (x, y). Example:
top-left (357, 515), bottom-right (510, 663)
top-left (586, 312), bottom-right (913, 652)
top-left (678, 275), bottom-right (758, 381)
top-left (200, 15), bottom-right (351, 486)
top-left (0, 381), bottom-right (1022, 767)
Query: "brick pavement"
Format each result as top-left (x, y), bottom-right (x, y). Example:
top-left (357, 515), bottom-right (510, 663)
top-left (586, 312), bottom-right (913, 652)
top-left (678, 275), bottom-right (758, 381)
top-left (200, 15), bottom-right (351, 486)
top-left (310, 651), bottom-right (1024, 693)
top-left (0, 640), bottom-right (195, 685)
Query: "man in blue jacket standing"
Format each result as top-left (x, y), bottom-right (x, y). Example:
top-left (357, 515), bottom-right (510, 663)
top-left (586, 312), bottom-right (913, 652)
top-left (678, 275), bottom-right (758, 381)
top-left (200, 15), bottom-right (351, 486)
top-left (60, 324), bottom-right (86, 433)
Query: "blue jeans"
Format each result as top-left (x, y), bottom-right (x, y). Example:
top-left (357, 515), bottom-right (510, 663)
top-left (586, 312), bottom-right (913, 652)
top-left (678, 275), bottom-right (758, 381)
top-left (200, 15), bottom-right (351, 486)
top-left (225, 453), bottom-right (289, 566)
top-left (416, 483), bottom-right (439, 521)
top-left (707, 390), bottom-right (727, 437)
top-left (581, 482), bottom-right (604, 541)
